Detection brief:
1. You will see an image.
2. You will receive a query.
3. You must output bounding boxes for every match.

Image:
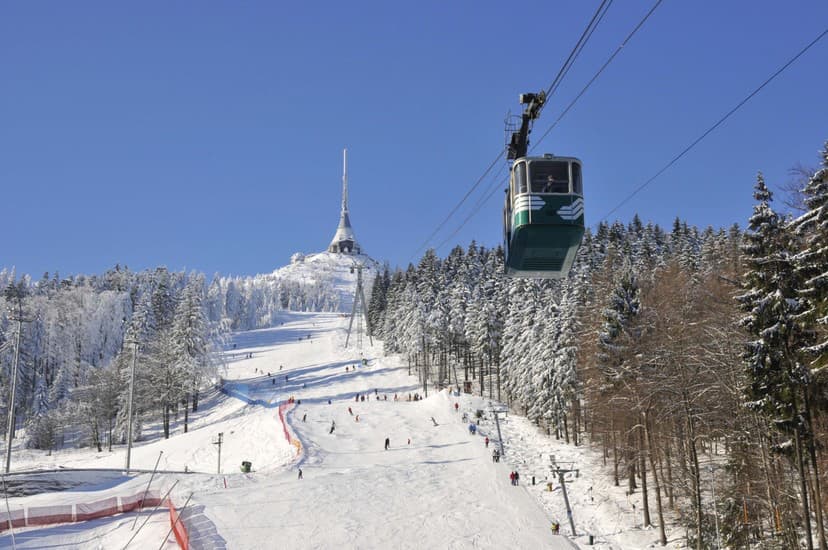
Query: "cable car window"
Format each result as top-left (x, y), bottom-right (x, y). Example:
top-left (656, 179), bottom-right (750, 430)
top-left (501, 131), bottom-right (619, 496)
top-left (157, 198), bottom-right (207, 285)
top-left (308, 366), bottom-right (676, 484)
top-left (515, 161), bottom-right (528, 194)
top-left (531, 161), bottom-right (570, 193)
top-left (572, 163), bottom-right (582, 195)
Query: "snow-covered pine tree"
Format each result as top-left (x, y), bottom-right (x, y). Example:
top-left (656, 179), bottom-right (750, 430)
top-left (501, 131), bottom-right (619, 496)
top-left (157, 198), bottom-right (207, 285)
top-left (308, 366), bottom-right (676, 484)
top-left (738, 172), bottom-right (818, 546)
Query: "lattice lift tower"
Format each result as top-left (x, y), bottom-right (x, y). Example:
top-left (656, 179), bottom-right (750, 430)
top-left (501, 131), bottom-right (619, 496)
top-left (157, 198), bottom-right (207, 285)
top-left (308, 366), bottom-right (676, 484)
top-left (345, 262), bottom-right (372, 350)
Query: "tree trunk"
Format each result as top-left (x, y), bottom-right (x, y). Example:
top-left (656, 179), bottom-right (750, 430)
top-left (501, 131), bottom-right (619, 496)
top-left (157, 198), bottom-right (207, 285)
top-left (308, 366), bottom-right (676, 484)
top-left (804, 391), bottom-right (827, 550)
top-left (645, 411), bottom-right (667, 545)
top-left (687, 418), bottom-right (703, 550)
top-left (665, 442), bottom-right (674, 509)
top-left (184, 396), bottom-right (190, 433)
top-left (639, 420), bottom-right (651, 527)
top-left (612, 422), bottom-right (620, 487)
top-left (796, 427), bottom-right (815, 550)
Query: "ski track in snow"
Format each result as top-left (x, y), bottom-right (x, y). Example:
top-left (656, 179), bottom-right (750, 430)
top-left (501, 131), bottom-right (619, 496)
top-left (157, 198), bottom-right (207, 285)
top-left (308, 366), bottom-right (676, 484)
top-left (3, 311), bottom-right (674, 549)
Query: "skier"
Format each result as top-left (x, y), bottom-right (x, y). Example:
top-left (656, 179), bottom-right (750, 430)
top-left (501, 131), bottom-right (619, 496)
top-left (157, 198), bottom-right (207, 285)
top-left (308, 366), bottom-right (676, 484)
top-left (510, 472), bottom-right (515, 485)
top-left (492, 449), bottom-right (498, 463)
top-left (551, 522), bottom-right (559, 534)
top-left (384, 437), bottom-right (390, 450)
top-left (302, 413), bottom-right (307, 422)
top-left (348, 407), bottom-right (353, 415)
top-left (330, 420), bottom-right (336, 434)
top-left (454, 402), bottom-right (459, 412)
top-left (514, 471), bottom-right (520, 485)
top-left (355, 415), bottom-right (359, 422)
top-left (485, 437), bottom-right (489, 448)
top-left (298, 468), bottom-right (303, 480)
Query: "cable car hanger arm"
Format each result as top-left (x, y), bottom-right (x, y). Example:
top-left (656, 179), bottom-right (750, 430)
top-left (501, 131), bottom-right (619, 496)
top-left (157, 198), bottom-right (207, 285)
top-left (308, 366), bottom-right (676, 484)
top-left (506, 91), bottom-right (547, 160)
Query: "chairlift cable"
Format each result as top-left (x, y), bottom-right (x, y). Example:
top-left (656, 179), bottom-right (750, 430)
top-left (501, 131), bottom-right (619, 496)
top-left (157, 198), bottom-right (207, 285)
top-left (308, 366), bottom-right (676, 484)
top-left (433, 1), bottom-right (663, 253)
top-left (409, 0), bottom-right (614, 262)
top-left (600, 26), bottom-right (828, 222)
top-left (532, 0), bottom-right (664, 154)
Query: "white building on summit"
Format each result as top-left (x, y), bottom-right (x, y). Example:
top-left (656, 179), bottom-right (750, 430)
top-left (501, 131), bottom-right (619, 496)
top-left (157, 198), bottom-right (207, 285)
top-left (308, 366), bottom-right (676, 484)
top-left (328, 149), bottom-right (363, 255)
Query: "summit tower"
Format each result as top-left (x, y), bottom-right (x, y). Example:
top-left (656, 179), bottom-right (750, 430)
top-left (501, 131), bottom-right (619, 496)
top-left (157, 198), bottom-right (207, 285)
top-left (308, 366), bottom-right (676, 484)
top-left (328, 149), bottom-right (363, 255)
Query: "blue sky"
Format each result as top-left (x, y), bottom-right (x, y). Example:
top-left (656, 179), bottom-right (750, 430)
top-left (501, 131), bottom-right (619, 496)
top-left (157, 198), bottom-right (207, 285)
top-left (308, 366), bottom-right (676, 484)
top-left (2, 1), bottom-right (827, 278)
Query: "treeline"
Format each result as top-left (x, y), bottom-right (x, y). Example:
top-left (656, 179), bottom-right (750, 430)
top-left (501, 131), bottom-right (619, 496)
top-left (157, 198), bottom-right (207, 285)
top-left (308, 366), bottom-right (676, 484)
top-left (369, 143), bottom-right (828, 549)
top-left (0, 267), bottom-right (225, 453)
top-left (0, 260), bottom-right (344, 456)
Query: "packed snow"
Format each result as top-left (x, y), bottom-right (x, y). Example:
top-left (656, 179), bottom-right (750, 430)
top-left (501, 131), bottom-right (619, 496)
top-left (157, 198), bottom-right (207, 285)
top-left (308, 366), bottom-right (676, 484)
top-left (1, 311), bottom-right (684, 549)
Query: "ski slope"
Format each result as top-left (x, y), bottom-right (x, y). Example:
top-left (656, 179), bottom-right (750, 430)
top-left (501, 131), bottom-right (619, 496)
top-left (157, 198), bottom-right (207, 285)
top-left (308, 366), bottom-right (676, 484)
top-left (2, 311), bottom-right (678, 549)
top-left (186, 312), bottom-right (569, 549)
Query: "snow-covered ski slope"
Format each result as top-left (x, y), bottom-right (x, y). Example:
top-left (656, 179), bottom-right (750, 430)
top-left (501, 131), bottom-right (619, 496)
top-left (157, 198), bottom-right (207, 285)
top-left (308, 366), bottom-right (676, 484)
top-left (189, 312), bottom-right (568, 549)
top-left (3, 311), bottom-right (679, 549)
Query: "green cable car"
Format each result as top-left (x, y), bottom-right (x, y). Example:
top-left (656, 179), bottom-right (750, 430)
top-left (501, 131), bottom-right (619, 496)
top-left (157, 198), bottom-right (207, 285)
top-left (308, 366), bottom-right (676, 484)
top-left (502, 91), bottom-right (584, 278)
top-left (503, 155), bottom-right (584, 278)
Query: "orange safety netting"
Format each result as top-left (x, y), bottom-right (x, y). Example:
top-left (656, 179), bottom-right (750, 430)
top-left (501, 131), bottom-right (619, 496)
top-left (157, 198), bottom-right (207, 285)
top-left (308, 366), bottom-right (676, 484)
top-left (168, 498), bottom-right (190, 550)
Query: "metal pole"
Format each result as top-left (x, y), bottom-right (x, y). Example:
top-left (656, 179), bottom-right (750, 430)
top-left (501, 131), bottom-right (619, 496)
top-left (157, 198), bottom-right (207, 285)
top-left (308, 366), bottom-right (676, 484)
top-left (492, 409), bottom-right (505, 458)
top-left (4, 317), bottom-right (23, 474)
top-left (158, 492), bottom-right (193, 550)
top-left (558, 471), bottom-right (576, 536)
top-left (123, 479), bottom-right (179, 549)
top-left (131, 451), bottom-right (163, 530)
top-left (214, 432), bottom-right (223, 474)
top-left (125, 341), bottom-right (138, 473)
top-left (2, 475), bottom-right (17, 549)
top-left (357, 266), bottom-right (373, 347)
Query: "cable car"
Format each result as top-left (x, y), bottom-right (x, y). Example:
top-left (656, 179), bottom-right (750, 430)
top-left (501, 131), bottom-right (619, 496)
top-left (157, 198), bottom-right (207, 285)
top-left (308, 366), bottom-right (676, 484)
top-left (502, 92), bottom-right (584, 278)
top-left (503, 154), bottom-right (584, 278)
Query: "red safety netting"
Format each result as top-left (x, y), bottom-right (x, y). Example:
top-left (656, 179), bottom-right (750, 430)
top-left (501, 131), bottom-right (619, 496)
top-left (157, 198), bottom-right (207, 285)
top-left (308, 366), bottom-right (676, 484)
top-left (0, 508), bottom-right (25, 531)
top-left (0, 489), bottom-right (172, 536)
top-left (168, 498), bottom-right (190, 550)
top-left (278, 401), bottom-right (303, 456)
top-left (76, 496), bottom-right (118, 522)
top-left (278, 402), bottom-right (292, 444)
top-left (26, 503), bottom-right (74, 526)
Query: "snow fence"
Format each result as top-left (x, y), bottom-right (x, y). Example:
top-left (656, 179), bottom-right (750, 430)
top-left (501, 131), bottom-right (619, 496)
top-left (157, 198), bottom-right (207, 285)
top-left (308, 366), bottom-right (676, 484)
top-left (278, 401), bottom-right (302, 456)
top-left (169, 497), bottom-right (189, 549)
top-left (0, 489), bottom-right (193, 550)
top-left (0, 490), bottom-right (162, 531)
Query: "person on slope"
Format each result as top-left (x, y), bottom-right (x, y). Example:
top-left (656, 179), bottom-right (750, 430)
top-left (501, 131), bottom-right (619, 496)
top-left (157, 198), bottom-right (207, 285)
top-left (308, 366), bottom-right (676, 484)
top-left (298, 468), bottom-right (303, 480)
top-left (330, 420), bottom-right (336, 434)
top-left (385, 437), bottom-right (390, 450)
top-left (484, 436), bottom-right (489, 448)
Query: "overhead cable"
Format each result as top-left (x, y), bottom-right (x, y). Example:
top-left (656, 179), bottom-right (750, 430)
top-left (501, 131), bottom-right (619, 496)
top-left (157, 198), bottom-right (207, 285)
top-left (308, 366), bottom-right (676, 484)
top-left (600, 26), bottom-right (828, 222)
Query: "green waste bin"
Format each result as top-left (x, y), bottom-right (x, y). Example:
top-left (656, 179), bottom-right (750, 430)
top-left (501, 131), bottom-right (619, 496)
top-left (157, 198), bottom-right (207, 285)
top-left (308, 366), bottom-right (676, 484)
top-left (241, 461), bottom-right (252, 473)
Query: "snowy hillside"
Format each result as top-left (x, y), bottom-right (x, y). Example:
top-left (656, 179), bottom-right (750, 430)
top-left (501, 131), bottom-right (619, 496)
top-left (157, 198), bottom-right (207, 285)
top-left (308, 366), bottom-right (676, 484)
top-left (2, 312), bottom-right (681, 549)
top-left (268, 251), bottom-right (381, 311)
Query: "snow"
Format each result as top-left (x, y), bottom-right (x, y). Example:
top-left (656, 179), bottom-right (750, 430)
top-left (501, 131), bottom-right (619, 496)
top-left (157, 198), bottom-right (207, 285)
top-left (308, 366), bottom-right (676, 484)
top-left (268, 251), bottom-right (381, 311)
top-left (2, 311), bottom-right (682, 549)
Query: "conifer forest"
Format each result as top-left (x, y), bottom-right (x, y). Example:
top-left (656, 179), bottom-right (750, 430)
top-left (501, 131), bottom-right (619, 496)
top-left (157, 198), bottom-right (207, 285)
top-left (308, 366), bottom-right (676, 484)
top-left (368, 143), bottom-right (828, 549)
